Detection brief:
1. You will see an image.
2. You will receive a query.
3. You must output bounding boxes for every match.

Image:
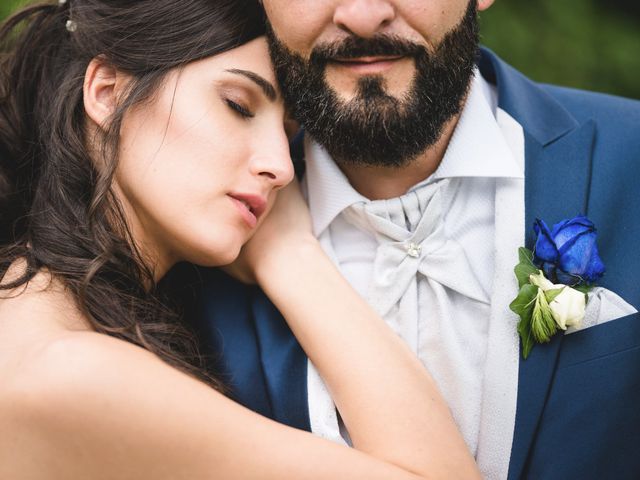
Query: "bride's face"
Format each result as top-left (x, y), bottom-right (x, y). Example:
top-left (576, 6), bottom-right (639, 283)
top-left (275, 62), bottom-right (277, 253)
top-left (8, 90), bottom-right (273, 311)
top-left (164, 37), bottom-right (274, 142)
top-left (115, 38), bottom-right (294, 276)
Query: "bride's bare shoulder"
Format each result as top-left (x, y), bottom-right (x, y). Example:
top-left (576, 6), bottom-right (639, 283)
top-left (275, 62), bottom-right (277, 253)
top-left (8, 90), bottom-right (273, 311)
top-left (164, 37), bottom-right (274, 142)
top-left (4, 329), bottom-right (197, 407)
top-left (2, 330), bottom-right (181, 419)
top-left (11, 329), bottom-right (158, 378)
top-left (0, 330), bottom-right (224, 478)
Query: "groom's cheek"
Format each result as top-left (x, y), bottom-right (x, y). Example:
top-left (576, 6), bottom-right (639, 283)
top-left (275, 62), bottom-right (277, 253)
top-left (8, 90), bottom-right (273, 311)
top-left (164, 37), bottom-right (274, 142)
top-left (262, 0), bottom-right (321, 56)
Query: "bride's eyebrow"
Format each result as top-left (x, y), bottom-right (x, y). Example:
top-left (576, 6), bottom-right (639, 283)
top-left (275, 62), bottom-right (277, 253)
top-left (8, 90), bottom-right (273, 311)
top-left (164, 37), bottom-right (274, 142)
top-left (224, 69), bottom-right (277, 101)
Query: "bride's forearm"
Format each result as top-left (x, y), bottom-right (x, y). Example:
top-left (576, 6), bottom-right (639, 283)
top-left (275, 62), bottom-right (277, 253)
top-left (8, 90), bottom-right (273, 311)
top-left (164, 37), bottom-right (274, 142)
top-left (255, 239), bottom-right (480, 480)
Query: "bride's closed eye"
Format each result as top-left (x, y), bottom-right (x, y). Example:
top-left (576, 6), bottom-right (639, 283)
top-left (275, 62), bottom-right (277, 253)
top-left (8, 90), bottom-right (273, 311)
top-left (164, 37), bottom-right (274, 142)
top-left (225, 98), bottom-right (254, 119)
top-left (218, 69), bottom-right (279, 121)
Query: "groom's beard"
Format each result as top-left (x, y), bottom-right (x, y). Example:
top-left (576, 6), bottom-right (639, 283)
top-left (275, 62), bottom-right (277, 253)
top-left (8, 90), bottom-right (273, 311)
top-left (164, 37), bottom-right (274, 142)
top-left (266, 1), bottom-right (479, 168)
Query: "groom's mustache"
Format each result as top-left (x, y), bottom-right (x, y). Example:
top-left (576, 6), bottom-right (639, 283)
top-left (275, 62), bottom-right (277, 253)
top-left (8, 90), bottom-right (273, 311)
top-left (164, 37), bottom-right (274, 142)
top-left (309, 35), bottom-right (426, 67)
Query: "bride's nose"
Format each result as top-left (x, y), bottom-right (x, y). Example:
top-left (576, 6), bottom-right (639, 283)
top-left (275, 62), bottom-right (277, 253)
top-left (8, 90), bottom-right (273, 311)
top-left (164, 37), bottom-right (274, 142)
top-left (248, 139), bottom-right (295, 189)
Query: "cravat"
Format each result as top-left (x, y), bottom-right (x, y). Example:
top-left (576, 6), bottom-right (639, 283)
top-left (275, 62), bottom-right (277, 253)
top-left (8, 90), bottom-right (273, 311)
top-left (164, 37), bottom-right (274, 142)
top-left (342, 179), bottom-right (490, 349)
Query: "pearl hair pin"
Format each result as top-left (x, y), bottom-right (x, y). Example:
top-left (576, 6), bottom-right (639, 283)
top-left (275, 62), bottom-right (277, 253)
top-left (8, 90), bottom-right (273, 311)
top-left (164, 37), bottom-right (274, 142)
top-left (59, 0), bottom-right (77, 32)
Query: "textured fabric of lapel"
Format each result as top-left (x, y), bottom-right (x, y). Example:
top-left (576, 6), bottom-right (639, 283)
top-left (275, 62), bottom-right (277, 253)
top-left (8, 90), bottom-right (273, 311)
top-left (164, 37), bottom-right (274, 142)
top-left (176, 266), bottom-right (310, 431)
top-left (479, 49), bottom-right (578, 148)
top-left (478, 49), bottom-right (596, 480)
top-left (175, 266), bottom-right (274, 418)
top-left (508, 123), bottom-right (595, 480)
top-left (252, 289), bottom-right (311, 431)
top-left (522, 121), bottom-right (596, 247)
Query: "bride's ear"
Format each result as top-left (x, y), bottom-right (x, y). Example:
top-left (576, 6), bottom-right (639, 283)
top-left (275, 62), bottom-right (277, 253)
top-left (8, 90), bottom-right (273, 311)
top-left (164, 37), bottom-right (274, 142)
top-left (83, 56), bottom-right (127, 131)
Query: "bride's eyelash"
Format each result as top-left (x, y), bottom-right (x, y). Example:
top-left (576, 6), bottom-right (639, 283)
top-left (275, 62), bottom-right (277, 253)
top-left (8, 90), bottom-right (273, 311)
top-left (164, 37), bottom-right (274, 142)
top-left (225, 99), bottom-right (254, 119)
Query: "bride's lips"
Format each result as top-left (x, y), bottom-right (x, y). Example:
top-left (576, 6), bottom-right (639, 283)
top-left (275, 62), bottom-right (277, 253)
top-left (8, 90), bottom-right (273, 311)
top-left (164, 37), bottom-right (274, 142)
top-left (330, 55), bottom-right (405, 75)
top-left (228, 193), bottom-right (267, 229)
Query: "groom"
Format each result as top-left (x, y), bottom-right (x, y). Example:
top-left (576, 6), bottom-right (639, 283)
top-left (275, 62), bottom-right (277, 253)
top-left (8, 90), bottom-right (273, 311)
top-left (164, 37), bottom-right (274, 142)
top-left (182, 1), bottom-right (640, 478)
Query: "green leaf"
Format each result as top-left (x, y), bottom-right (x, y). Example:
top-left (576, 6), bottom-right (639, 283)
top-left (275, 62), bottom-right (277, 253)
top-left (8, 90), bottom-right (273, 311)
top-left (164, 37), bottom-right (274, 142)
top-left (518, 315), bottom-right (535, 359)
top-left (510, 283), bottom-right (538, 359)
top-left (509, 283), bottom-right (538, 318)
top-left (531, 289), bottom-right (558, 344)
top-left (518, 247), bottom-right (535, 267)
top-left (573, 284), bottom-right (593, 295)
top-left (514, 248), bottom-right (539, 289)
top-left (515, 263), bottom-right (539, 289)
top-left (544, 287), bottom-right (565, 303)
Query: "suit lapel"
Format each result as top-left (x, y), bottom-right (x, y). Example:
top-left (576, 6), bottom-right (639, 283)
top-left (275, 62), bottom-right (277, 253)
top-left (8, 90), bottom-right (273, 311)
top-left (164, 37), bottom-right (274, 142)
top-left (510, 123), bottom-right (596, 479)
top-left (522, 121), bottom-right (596, 247)
top-left (251, 289), bottom-right (311, 430)
top-left (479, 49), bottom-right (596, 479)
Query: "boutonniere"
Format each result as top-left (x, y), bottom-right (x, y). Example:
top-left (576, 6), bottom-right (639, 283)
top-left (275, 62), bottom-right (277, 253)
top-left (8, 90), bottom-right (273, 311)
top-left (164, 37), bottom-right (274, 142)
top-left (509, 215), bottom-right (605, 359)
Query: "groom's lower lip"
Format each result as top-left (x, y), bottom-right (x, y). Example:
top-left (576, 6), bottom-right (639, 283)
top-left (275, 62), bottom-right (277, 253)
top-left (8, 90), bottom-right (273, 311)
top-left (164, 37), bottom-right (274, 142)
top-left (330, 55), bottom-right (404, 75)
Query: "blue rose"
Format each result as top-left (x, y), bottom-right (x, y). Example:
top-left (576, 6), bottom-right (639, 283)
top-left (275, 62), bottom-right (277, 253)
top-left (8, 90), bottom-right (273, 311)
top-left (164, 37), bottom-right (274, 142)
top-left (533, 215), bottom-right (605, 286)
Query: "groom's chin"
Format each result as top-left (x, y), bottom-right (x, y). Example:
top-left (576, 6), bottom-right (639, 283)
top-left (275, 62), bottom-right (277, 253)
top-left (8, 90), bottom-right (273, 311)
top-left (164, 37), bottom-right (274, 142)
top-left (324, 56), bottom-right (418, 102)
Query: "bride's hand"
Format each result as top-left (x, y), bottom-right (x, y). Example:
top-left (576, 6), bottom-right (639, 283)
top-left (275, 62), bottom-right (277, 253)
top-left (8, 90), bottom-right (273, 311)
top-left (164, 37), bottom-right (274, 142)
top-left (224, 179), bottom-right (316, 284)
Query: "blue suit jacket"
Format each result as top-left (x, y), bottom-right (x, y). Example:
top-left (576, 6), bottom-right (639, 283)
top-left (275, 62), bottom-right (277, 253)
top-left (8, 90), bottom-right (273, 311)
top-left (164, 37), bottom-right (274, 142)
top-left (175, 49), bottom-right (640, 479)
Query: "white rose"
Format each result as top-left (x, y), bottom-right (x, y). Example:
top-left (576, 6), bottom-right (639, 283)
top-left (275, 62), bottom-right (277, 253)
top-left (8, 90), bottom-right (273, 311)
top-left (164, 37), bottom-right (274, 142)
top-left (529, 271), bottom-right (586, 330)
top-left (547, 287), bottom-right (586, 330)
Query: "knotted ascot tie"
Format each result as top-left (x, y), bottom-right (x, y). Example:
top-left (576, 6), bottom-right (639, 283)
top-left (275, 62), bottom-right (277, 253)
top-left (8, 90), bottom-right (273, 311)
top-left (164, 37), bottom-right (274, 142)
top-left (341, 178), bottom-right (492, 449)
top-left (343, 179), bottom-right (489, 342)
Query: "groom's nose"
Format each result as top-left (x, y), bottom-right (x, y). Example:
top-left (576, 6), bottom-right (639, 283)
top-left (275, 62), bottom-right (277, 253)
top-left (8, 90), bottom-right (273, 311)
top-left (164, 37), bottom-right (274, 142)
top-left (333, 0), bottom-right (396, 38)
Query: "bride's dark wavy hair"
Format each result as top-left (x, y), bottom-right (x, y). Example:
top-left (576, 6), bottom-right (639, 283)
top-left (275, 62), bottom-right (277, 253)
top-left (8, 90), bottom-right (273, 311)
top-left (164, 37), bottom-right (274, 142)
top-left (0, 0), bottom-right (265, 390)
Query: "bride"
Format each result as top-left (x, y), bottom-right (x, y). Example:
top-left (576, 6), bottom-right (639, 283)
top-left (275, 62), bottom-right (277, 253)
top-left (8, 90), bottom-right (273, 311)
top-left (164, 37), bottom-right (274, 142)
top-left (0, 1), bottom-right (479, 478)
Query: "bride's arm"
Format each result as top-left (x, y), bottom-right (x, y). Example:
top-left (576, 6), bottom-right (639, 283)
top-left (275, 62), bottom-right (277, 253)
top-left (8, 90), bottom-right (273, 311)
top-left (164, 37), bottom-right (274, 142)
top-left (240, 182), bottom-right (479, 479)
top-left (257, 243), bottom-right (477, 478)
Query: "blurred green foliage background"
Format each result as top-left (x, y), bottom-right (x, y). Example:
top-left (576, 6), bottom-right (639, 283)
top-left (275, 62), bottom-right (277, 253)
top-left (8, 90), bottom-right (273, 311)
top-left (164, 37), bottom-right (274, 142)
top-left (480, 0), bottom-right (640, 99)
top-left (0, 0), bottom-right (25, 20)
top-left (2, 0), bottom-right (639, 99)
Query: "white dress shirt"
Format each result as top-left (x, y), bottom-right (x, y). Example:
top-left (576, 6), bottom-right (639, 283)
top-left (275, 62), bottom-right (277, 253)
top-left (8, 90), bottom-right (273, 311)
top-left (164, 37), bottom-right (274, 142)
top-left (303, 70), bottom-right (526, 479)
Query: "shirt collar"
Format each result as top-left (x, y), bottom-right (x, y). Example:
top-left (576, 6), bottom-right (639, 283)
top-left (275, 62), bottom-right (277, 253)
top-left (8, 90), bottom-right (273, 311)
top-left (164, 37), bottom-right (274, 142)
top-left (430, 70), bottom-right (524, 181)
top-left (304, 139), bottom-right (368, 236)
top-left (304, 69), bottom-right (524, 236)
